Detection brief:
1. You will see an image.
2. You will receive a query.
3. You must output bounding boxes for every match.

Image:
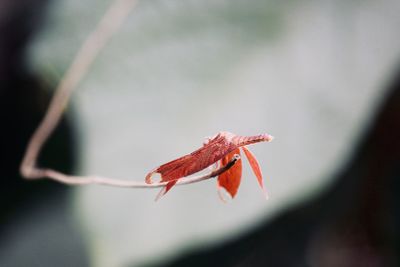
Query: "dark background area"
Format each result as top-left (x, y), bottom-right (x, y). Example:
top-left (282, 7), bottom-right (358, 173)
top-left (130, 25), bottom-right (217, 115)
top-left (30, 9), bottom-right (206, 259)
top-left (0, 0), bottom-right (87, 266)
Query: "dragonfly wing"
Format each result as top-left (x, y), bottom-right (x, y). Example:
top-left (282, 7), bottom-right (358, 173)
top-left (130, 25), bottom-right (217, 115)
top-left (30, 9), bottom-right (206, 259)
top-left (217, 149), bottom-right (242, 199)
top-left (241, 146), bottom-right (268, 198)
top-left (154, 180), bottom-right (178, 201)
top-left (146, 133), bottom-right (237, 183)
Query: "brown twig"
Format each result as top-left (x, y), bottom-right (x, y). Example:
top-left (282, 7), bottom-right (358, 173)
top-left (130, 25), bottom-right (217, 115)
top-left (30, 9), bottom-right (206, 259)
top-left (23, 155), bottom-right (240, 188)
top-left (19, 0), bottom-right (237, 189)
top-left (21, 0), bottom-right (138, 179)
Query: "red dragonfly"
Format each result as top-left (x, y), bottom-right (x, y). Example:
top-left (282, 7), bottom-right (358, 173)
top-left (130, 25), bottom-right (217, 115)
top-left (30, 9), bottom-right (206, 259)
top-left (145, 131), bottom-right (273, 201)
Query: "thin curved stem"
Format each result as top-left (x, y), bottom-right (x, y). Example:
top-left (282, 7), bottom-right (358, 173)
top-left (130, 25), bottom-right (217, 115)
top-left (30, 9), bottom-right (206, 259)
top-left (27, 155), bottom-right (240, 188)
top-left (20, 0), bottom-right (138, 179)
